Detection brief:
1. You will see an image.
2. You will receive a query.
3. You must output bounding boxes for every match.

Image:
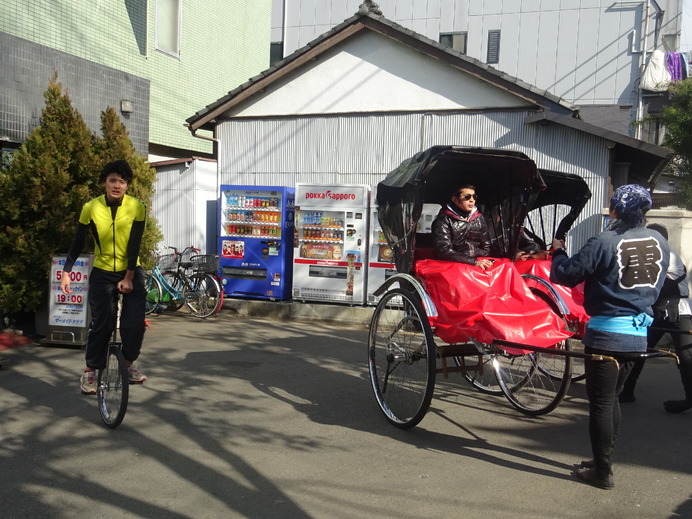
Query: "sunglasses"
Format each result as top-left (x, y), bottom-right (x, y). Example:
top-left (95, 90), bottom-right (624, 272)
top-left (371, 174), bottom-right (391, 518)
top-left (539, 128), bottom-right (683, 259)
top-left (456, 193), bottom-right (478, 201)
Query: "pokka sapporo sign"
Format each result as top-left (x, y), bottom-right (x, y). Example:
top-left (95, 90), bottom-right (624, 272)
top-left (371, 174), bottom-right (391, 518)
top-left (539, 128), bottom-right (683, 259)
top-left (296, 185), bottom-right (368, 206)
top-left (48, 255), bottom-right (92, 327)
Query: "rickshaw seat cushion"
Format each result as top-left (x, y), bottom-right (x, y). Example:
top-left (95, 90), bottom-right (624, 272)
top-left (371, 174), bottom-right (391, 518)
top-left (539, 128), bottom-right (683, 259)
top-left (414, 258), bottom-right (573, 348)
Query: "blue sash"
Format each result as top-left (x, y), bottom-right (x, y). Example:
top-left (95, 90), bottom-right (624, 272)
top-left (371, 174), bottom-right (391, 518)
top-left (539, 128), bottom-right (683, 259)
top-left (586, 313), bottom-right (653, 337)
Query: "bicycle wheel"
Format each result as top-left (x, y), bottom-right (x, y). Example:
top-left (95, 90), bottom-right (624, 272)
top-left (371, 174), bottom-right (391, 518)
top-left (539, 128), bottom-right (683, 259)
top-left (368, 288), bottom-right (436, 429)
top-left (495, 341), bottom-right (572, 416)
top-left (97, 345), bottom-right (129, 428)
top-left (211, 276), bottom-right (224, 315)
top-left (144, 274), bottom-right (163, 315)
top-left (183, 273), bottom-right (221, 318)
top-left (162, 270), bottom-right (185, 311)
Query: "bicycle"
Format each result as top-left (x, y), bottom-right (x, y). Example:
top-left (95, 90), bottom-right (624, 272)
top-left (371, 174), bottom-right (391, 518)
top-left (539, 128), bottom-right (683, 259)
top-left (97, 292), bottom-right (129, 428)
top-left (190, 253), bottom-right (224, 315)
top-left (144, 246), bottom-right (222, 318)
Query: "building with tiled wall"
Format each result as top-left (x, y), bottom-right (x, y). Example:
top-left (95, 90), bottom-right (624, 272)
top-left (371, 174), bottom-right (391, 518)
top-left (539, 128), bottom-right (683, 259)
top-left (1, 0), bottom-right (271, 159)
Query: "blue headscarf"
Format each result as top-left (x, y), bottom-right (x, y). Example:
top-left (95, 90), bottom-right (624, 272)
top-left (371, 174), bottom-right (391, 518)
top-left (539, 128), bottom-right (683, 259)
top-left (609, 184), bottom-right (652, 228)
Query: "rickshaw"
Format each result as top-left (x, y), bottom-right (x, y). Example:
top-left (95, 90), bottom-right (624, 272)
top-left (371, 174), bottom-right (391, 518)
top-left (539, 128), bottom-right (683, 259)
top-left (368, 146), bottom-right (676, 429)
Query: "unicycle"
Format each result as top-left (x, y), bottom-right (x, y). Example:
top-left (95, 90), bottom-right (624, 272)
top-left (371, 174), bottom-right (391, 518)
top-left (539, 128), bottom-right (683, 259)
top-left (96, 292), bottom-right (129, 428)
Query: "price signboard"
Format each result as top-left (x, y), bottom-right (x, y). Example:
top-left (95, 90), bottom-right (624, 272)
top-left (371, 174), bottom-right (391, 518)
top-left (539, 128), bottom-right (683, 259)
top-left (48, 255), bottom-right (92, 328)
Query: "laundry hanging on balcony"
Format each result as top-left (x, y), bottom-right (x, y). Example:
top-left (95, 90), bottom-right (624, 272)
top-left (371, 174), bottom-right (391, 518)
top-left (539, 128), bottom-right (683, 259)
top-left (641, 50), bottom-right (689, 91)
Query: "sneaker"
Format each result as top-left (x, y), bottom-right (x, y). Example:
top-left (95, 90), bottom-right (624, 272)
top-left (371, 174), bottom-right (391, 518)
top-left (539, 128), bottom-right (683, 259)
top-left (128, 364), bottom-right (147, 384)
top-left (81, 370), bottom-right (96, 395)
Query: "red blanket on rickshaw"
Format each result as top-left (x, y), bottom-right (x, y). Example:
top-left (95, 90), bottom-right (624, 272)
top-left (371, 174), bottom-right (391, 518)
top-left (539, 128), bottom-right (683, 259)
top-left (414, 258), bottom-right (573, 348)
top-left (513, 259), bottom-right (589, 337)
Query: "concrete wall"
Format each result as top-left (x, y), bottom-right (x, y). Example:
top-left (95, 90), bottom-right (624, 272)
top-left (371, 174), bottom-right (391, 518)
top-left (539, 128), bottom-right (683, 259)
top-left (648, 208), bottom-right (692, 293)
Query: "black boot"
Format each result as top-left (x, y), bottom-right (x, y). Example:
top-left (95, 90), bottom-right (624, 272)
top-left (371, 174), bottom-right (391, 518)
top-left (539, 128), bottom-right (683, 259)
top-left (575, 467), bottom-right (614, 490)
top-left (663, 399), bottom-right (692, 413)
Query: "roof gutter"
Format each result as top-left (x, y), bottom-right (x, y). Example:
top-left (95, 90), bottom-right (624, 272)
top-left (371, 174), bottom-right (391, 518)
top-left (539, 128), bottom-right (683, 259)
top-left (187, 125), bottom-right (218, 142)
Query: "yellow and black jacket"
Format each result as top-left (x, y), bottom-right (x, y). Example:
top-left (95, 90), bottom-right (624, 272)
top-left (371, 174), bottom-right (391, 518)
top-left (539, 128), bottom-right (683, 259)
top-left (64, 194), bottom-right (146, 273)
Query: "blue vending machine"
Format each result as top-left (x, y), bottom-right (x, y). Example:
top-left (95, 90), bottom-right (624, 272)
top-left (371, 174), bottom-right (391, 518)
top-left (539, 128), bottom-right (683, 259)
top-left (219, 185), bottom-right (295, 300)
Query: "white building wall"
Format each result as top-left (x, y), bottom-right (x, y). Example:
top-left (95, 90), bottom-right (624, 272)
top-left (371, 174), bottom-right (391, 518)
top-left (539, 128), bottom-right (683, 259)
top-left (151, 159), bottom-right (218, 254)
top-left (272, 0), bottom-right (683, 107)
top-left (233, 31), bottom-right (532, 117)
top-left (217, 109), bottom-right (609, 251)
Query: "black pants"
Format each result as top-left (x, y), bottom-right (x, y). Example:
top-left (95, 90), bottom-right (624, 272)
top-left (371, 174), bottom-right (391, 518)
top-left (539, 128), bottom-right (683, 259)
top-left (622, 315), bottom-right (692, 402)
top-left (584, 346), bottom-right (635, 476)
top-left (85, 267), bottom-right (146, 370)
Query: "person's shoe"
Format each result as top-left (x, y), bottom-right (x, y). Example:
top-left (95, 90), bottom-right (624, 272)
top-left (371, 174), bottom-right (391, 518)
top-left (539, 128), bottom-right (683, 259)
top-left (575, 467), bottom-right (614, 490)
top-left (127, 364), bottom-right (148, 384)
top-left (618, 392), bottom-right (636, 403)
top-left (663, 399), bottom-right (692, 413)
top-left (80, 370), bottom-right (96, 395)
top-left (580, 459), bottom-right (595, 469)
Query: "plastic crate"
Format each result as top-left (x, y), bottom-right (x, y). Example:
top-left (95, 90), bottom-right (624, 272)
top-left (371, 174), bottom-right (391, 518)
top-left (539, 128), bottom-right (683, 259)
top-left (190, 254), bottom-right (220, 274)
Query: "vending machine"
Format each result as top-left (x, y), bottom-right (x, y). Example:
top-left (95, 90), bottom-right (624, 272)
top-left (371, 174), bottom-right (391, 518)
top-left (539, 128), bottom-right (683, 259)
top-left (292, 183), bottom-right (370, 304)
top-left (366, 188), bottom-right (396, 305)
top-left (218, 185), bottom-right (294, 300)
top-left (366, 200), bottom-right (441, 305)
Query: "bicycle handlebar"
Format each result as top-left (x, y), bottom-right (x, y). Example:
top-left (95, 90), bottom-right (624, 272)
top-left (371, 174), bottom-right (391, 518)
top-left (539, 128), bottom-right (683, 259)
top-left (163, 245), bottom-right (201, 257)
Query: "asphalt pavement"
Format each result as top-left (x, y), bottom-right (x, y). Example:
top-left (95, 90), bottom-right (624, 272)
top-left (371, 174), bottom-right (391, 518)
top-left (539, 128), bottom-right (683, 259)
top-left (1, 306), bottom-right (691, 519)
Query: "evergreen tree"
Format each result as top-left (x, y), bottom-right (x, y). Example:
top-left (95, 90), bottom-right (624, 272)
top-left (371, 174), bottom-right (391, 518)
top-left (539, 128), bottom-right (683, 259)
top-left (94, 107), bottom-right (162, 267)
top-left (0, 77), bottom-right (162, 314)
top-left (0, 75), bottom-right (98, 313)
top-left (658, 78), bottom-right (692, 209)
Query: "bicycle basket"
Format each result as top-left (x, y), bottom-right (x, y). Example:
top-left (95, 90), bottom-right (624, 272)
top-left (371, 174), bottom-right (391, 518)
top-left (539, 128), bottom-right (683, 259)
top-left (190, 254), bottom-right (220, 274)
top-left (158, 253), bottom-right (178, 272)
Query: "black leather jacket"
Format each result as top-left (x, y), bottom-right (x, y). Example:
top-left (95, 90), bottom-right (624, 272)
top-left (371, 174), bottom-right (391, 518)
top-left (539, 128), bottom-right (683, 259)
top-left (431, 205), bottom-right (491, 265)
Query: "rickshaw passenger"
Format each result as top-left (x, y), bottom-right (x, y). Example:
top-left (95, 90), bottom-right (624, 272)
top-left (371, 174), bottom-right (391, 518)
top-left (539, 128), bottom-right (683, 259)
top-left (431, 185), bottom-right (493, 270)
top-left (550, 184), bottom-right (670, 490)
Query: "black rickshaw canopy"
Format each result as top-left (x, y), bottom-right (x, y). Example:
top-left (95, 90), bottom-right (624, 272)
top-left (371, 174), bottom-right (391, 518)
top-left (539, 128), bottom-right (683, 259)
top-left (377, 146), bottom-right (548, 273)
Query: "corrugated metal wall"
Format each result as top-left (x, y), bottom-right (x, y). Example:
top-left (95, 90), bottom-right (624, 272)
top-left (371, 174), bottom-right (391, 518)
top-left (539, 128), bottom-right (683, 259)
top-left (151, 160), bottom-right (218, 254)
top-left (217, 110), bottom-right (610, 250)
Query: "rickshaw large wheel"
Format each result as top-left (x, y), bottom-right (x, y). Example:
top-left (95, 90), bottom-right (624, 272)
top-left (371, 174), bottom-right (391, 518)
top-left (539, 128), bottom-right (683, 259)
top-left (494, 341), bottom-right (572, 416)
top-left (458, 349), bottom-right (502, 395)
top-left (459, 343), bottom-right (535, 395)
top-left (368, 288), bottom-right (436, 429)
top-left (537, 338), bottom-right (585, 382)
top-left (523, 275), bottom-right (585, 383)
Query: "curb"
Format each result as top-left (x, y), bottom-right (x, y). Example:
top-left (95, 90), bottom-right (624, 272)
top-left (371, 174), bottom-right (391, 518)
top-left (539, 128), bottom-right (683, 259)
top-left (222, 298), bottom-right (375, 327)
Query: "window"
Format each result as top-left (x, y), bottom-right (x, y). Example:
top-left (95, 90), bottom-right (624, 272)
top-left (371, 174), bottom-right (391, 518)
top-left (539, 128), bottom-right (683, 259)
top-left (270, 42), bottom-right (284, 67)
top-left (156, 0), bottom-right (181, 57)
top-left (439, 32), bottom-right (467, 54)
top-left (487, 30), bottom-right (501, 64)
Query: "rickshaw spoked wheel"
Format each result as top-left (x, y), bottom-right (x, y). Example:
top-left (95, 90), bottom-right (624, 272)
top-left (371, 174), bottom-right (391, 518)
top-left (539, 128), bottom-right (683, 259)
top-left (523, 275), bottom-right (585, 383)
top-left (368, 288), bottom-right (436, 429)
top-left (458, 343), bottom-right (532, 396)
top-left (494, 340), bottom-right (572, 416)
